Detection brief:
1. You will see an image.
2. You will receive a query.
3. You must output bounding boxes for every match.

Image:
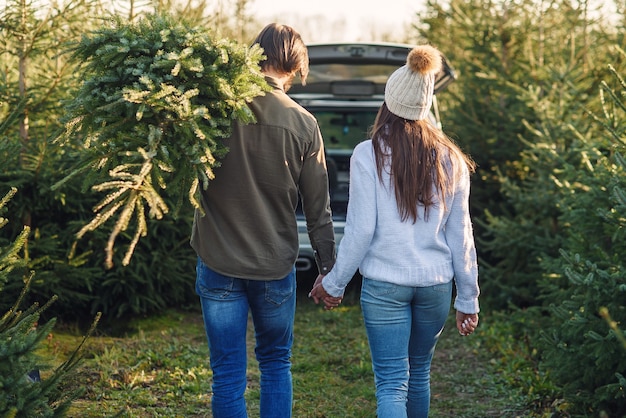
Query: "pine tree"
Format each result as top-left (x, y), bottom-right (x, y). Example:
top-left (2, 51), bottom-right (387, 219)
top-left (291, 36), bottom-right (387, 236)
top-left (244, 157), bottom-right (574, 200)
top-left (412, 1), bottom-right (626, 414)
top-left (0, 188), bottom-right (98, 417)
top-left (0, 0), bottom-right (110, 318)
top-left (419, 0), bottom-right (617, 308)
top-left (537, 63), bottom-right (626, 416)
top-left (0, 92), bottom-right (98, 418)
top-left (54, 12), bottom-right (269, 269)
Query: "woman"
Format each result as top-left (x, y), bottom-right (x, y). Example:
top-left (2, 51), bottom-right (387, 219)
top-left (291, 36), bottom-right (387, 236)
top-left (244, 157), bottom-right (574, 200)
top-left (309, 45), bottom-right (480, 418)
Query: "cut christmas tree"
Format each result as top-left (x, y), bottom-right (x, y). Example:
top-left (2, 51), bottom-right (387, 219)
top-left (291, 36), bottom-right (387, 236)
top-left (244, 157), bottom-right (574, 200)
top-left (54, 13), bottom-right (270, 268)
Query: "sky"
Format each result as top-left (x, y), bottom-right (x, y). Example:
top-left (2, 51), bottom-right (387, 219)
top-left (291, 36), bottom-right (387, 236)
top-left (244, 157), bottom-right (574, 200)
top-left (245, 0), bottom-right (621, 43)
top-left (1, 0), bottom-right (421, 43)
top-left (246, 0), bottom-right (424, 43)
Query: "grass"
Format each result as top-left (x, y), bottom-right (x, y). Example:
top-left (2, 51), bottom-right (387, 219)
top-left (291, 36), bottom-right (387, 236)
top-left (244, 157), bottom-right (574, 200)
top-left (40, 289), bottom-right (534, 417)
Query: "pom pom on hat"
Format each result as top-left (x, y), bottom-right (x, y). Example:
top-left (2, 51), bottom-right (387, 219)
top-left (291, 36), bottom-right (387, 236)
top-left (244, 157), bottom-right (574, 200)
top-left (407, 45), bottom-right (443, 75)
top-left (385, 45), bottom-right (442, 120)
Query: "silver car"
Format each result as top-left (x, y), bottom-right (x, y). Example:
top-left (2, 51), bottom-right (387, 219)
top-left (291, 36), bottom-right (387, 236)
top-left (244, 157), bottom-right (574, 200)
top-left (289, 42), bottom-right (456, 280)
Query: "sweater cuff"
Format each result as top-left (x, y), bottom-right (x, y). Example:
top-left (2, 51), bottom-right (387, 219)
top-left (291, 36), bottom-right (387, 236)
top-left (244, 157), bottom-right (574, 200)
top-left (321, 275), bottom-right (345, 298)
top-left (453, 297), bottom-right (480, 314)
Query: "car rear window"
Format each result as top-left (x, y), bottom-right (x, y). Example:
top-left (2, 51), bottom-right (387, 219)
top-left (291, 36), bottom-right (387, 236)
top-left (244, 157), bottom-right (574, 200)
top-left (315, 110), bottom-right (378, 151)
top-left (304, 63), bottom-right (399, 84)
top-left (295, 109), bottom-right (379, 220)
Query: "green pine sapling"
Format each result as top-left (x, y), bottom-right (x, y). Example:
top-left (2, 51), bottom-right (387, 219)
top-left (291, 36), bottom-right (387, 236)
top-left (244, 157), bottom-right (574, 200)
top-left (1, 187), bottom-right (101, 417)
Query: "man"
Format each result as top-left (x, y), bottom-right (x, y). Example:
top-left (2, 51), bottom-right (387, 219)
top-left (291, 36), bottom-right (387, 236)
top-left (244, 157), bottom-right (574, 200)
top-left (191, 23), bottom-right (336, 418)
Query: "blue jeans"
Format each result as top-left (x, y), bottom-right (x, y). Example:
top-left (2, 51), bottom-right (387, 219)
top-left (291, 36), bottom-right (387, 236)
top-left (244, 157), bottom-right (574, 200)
top-left (360, 278), bottom-right (452, 418)
top-left (195, 258), bottom-right (296, 418)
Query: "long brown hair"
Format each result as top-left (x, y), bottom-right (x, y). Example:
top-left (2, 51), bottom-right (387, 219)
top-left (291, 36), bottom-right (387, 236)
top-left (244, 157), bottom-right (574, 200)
top-left (370, 103), bottom-right (475, 222)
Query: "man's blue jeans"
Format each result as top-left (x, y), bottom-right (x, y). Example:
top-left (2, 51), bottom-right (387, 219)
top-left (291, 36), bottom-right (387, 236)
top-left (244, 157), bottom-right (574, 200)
top-left (360, 278), bottom-right (452, 418)
top-left (195, 258), bottom-right (296, 418)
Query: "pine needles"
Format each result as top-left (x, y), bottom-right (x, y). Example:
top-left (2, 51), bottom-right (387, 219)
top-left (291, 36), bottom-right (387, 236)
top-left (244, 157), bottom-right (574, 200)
top-left (54, 12), bottom-right (269, 268)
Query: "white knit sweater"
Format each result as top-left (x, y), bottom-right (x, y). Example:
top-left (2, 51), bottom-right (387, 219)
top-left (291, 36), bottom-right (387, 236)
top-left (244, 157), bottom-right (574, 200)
top-left (322, 140), bottom-right (480, 314)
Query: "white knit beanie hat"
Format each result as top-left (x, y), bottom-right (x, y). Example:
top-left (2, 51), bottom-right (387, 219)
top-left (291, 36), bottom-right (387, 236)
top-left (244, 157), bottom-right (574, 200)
top-left (384, 45), bottom-right (443, 121)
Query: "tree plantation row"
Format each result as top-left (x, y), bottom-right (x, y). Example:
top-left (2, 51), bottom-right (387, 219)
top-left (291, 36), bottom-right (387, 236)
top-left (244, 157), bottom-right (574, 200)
top-left (1, 0), bottom-right (625, 416)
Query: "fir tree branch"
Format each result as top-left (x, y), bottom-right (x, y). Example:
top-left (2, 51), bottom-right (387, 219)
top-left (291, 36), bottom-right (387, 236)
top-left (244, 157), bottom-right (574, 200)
top-left (55, 12), bottom-right (269, 268)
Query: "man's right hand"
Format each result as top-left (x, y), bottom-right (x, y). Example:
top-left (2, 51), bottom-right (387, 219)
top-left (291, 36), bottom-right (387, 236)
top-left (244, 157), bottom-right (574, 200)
top-left (309, 274), bottom-right (342, 310)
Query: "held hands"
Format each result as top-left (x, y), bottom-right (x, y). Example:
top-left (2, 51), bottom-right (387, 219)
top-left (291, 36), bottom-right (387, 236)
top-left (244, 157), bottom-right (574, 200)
top-left (456, 311), bottom-right (479, 336)
top-left (308, 274), bottom-right (343, 310)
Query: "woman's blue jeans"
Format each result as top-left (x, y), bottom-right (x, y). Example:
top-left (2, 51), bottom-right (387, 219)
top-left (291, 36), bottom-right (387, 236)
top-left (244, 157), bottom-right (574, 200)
top-left (195, 258), bottom-right (296, 418)
top-left (360, 278), bottom-right (452, 418)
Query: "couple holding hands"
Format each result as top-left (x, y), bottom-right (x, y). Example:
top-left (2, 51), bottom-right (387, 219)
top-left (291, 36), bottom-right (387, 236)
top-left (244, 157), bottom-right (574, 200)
top-left (191, 23), bottom-right (479, 418)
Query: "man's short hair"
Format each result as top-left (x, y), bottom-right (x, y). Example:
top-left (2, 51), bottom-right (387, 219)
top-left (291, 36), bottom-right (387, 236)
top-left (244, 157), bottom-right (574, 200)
top-left (253, 23), bottom-right (309, 85)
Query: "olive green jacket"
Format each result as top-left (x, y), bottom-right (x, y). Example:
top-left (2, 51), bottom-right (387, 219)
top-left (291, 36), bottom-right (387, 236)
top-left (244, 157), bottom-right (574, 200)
top-left (191, 76), bottom-right (335, 279)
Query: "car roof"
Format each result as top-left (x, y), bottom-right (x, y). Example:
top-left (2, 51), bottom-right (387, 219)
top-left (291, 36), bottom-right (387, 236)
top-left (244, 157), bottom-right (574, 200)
top-left (289, 42), bottom-right (456, 100)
